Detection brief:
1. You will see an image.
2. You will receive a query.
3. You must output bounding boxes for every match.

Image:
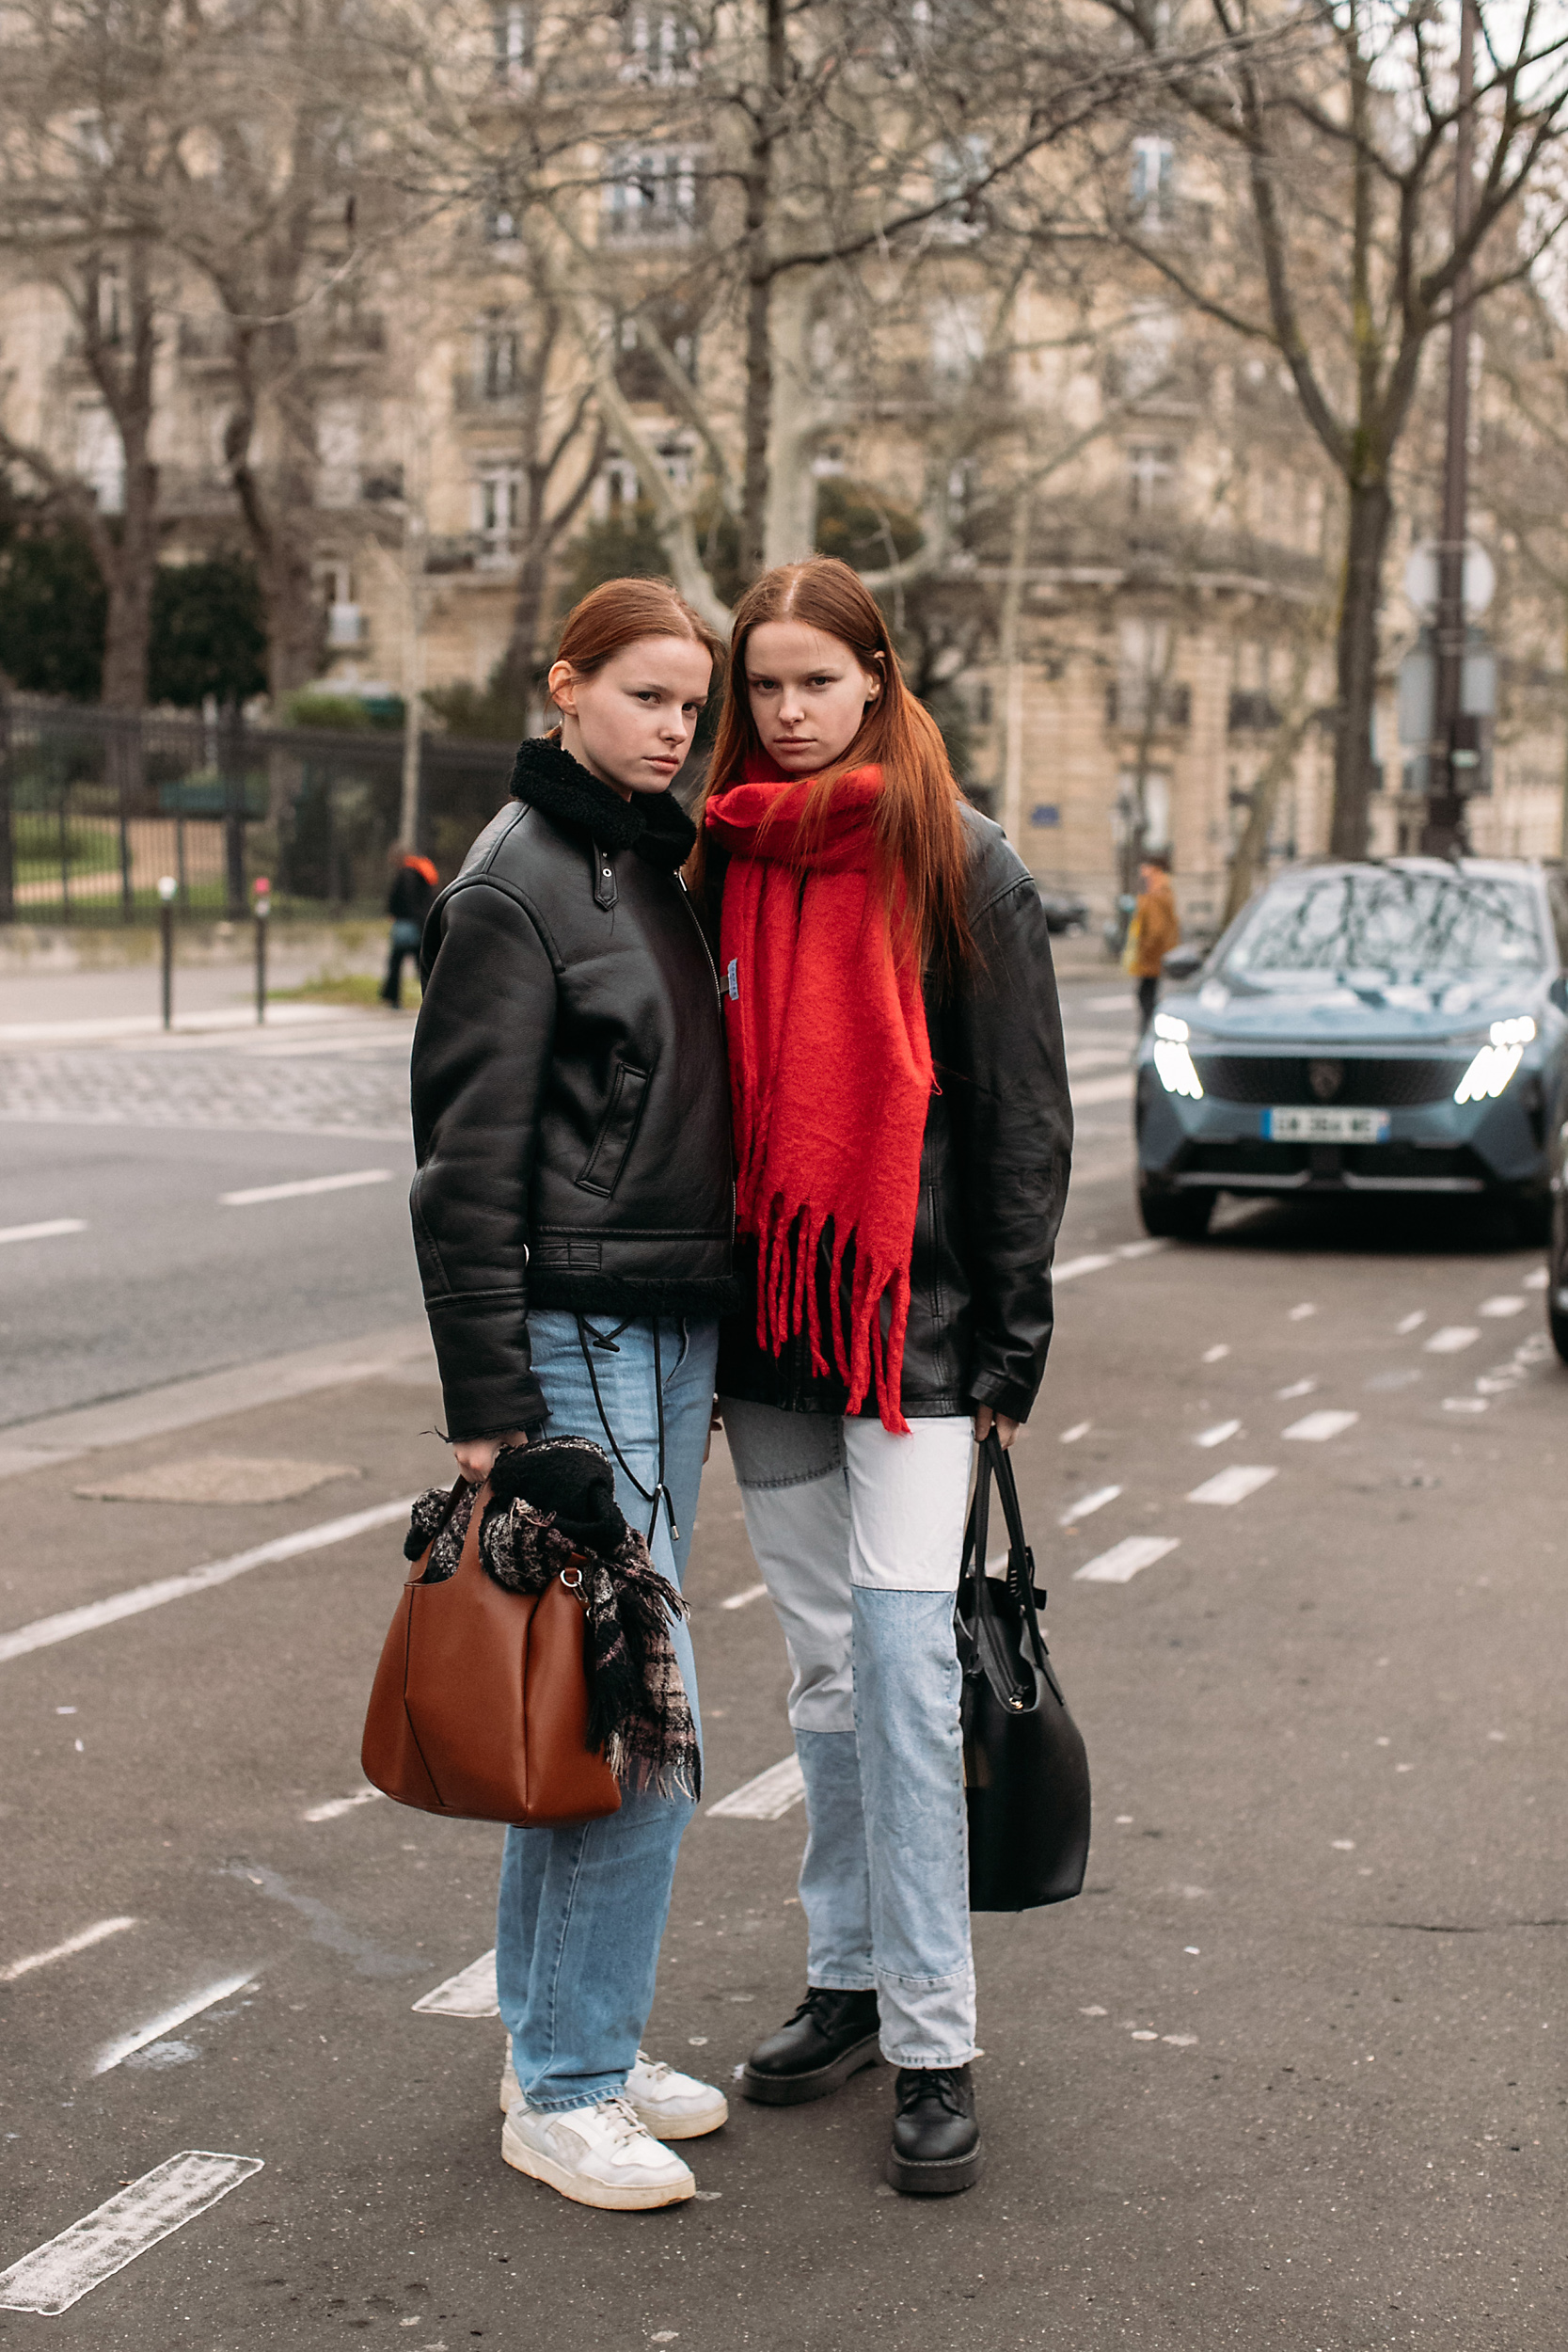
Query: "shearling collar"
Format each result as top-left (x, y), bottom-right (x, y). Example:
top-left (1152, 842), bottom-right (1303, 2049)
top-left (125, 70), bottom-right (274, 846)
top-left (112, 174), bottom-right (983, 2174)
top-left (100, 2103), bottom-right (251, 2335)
top-left (508, 735), bottom-right (696, 869)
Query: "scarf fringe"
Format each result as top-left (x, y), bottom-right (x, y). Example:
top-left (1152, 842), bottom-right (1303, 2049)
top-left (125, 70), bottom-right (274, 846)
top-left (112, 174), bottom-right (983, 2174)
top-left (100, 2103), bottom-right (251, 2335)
top-left (752, 1191), bottom-right (911, 1436)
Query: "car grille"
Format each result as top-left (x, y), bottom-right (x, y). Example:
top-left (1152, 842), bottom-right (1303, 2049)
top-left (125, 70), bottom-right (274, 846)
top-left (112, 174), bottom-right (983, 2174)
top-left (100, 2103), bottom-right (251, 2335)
top-left (1191, 1055), bottom-right (1470, 1107)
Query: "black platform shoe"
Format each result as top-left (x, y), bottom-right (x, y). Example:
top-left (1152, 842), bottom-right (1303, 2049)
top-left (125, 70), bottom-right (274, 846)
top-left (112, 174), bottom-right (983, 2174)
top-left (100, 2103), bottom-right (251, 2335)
top-left (885, 2064), bottom-right (982, 2195)
top-left (741, 1988), bottom-right (882, 2106)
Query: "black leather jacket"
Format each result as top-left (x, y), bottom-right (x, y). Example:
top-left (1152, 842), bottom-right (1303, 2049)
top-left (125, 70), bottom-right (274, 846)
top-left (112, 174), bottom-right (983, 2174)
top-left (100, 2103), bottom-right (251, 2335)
top-left (714, 807), bottom-right (1072, 1424)
top-left (409, 739), bottom-right (736, 1442)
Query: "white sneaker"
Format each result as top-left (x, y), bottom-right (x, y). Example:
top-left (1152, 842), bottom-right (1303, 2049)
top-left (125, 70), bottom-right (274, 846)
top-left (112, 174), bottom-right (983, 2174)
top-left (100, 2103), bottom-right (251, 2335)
top-left (501, 2092), bottom-right (695, 2210)
top-left (500, 2046), bottom-right (728, 2140)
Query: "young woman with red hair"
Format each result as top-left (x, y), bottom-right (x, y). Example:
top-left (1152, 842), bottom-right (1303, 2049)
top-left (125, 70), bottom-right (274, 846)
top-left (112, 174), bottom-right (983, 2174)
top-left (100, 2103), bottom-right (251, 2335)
top-left (409, 578), bottom-right (736, 2212)
top-left (695, 556), bottom-right (1072, 2196)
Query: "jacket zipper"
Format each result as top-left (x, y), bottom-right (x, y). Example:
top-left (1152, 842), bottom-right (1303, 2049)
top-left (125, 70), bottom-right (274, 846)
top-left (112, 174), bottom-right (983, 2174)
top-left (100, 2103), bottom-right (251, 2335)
top-left (675, 874), bottom-right (736, 1244)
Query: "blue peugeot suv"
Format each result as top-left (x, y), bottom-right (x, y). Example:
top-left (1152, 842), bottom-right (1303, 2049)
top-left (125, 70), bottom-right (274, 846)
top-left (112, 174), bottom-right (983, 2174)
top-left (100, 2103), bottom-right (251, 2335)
top-left (1134, 858), bottom-right (1568, 1247)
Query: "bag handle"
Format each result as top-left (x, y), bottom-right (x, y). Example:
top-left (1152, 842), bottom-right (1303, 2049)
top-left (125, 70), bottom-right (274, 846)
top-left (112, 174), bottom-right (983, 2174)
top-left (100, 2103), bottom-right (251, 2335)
top-left (958, 1433), bottom-right (1050, 1691)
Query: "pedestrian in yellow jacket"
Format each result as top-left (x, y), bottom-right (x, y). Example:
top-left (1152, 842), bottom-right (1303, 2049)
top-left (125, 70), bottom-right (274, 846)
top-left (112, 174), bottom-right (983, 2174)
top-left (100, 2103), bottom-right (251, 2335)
top-left (1131, 853), bottom-right (1180, 1036)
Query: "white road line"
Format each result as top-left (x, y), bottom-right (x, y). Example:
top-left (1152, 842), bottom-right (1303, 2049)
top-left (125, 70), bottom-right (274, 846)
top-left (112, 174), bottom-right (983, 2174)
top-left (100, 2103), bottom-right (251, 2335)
top-left (1194, 1420), bottom-right (1242, 1448)
top-left (1288, 1303), bottom-right (1317, 1322)
top-left (1478, 1295), bottom-right (1526, 1318)
top-left (0, 1218), bottom-right (87, 1248)
top-left (304, 1788), bottom-right (385, 1823)
top-left (0, 2152), bottom-right (264, 2315)
top-left (0, 1496), bottom-right (415, 1667)
top-left (1059, 1420), bottom-right (1091, 1442)
top-left (1396, 1311), bottom-right (1427, 1333)
top-left (1524, 1267), bottom-right (1548, 1293)
top-left (706, 1755), bottom-right (806, 1820)
top-left (1425, 1327), bottom-right (1480, 1354)
top-left (1188, 1465), bottom-right (1278, 1507)
top-left (1059, 1485), bottom-right (1121, 1525)
top-left (94, 1973), bottom-right (255, 2075)
top-left (220, 1168), bottom-right (392, 1207)
top-left (1275, 1378), bottom-right (1317, 1400)
top-left (1117, 1239), bottom-right (1165, 1260)
top-left (720, 1581), bottom-right (769, 1612)
top-left (1444, 1397), bottom-right (1488, 1414)
top-left (1201, 1344), bottom-right (1230, 1363)
top-left (1074, 1535), bottom-right (1180, 1584)
top-left (1283, 1409), bottom-right (1359, 1442)
top-left (1056, 1253), bottom-right (1116, 1281)
top-left (0, 1916), bottom-right (136, 1984)
top-left (413, 1950), bottom-right (499, 2018)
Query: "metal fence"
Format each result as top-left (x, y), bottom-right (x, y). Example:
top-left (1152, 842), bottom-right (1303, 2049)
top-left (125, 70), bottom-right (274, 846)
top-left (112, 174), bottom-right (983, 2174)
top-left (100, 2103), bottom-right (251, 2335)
top-left (0, 694), bottom-right (518, 925)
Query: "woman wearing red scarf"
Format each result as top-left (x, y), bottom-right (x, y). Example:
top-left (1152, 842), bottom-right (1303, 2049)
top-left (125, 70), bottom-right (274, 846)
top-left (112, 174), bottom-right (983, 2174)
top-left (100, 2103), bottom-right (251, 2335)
top-left (693, 558), bottom-right (1072, 2194)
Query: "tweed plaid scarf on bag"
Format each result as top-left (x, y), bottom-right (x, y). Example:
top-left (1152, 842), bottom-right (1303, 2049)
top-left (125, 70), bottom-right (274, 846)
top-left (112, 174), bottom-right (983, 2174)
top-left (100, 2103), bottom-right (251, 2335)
top-left (403, 1437), bottom-right (699, 1801)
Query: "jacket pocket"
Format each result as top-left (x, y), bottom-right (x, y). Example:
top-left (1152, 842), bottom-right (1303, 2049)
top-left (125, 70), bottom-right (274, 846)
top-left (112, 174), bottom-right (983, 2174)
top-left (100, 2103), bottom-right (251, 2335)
top-left (576, 1060), bottom-right (651, 1198)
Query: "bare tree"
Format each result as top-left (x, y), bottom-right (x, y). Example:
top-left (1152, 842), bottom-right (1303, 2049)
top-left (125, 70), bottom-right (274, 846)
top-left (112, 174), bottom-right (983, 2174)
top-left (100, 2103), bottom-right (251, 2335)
top-left (1088, 0), bottom-right (1568, 856)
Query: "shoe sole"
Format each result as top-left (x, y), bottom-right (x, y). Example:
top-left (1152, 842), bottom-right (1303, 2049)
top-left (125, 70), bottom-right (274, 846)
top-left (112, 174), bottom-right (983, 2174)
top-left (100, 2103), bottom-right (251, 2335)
top-left (500, 2117), bottom-right (694, 2211)
top-left (500, 2074), bottom-right (728, 2140)
top-left (884, 2140), bottom-right (984, 2197)
top-left (740, 2033), bottom-right (881, 2106)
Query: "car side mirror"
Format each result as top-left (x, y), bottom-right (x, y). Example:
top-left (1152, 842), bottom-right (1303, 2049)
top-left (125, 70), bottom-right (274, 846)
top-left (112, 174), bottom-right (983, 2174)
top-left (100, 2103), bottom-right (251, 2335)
top-left (1162, 945), bottom-right (1203, 982)
top-left (1549, 973), bottom-right (1568, 1015)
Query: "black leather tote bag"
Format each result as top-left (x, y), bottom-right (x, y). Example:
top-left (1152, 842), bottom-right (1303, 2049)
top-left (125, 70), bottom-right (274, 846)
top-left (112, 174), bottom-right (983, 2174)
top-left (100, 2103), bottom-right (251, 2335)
top-left (957, 1431), bottom-right (1091, 1910)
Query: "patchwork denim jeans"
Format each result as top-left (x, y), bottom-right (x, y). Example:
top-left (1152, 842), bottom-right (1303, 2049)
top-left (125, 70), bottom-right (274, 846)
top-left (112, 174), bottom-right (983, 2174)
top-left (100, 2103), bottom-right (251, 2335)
top-left (720, 1400), bottom-right (976, 2068)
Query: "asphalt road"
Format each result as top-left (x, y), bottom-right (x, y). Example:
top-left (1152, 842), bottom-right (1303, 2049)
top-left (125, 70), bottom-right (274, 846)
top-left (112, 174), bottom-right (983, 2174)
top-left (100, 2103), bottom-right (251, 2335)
top-left (1, 972), bottom-right (1565, 2348)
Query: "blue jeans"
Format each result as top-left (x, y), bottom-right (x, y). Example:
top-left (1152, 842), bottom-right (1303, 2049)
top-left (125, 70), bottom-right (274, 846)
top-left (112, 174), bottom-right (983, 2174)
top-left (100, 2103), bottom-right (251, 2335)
top-left (497, 1310), bottom-right (718, 2113)
top-left (721, 1401), bottom-right (976, 2067)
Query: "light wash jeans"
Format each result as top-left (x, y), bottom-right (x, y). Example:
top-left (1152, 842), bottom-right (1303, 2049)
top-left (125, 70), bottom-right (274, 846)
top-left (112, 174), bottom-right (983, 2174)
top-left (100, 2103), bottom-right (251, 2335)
top-left (720, 1400), bottom-right (976, 2068)
top-left (497, 1309), bottom-right (718, 2113)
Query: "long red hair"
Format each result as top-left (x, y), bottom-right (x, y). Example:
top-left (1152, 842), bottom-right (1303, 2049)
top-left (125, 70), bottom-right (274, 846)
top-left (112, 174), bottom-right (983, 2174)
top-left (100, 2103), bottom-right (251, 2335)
top-left (688, 558), bottom-right (972, 972)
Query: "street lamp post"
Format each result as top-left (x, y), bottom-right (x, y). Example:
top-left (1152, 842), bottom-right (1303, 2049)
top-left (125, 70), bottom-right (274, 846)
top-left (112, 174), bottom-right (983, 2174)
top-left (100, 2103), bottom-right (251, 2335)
top-left (1422, 0), bottom-right (1478, 858)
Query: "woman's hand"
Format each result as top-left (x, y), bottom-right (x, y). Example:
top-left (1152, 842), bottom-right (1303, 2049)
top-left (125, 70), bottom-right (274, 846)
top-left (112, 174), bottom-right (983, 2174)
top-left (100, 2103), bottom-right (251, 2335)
top-left (974, 1406), bottom-right (1021, 1450)
top-left (452, 1430), bottom-right (531, 1484)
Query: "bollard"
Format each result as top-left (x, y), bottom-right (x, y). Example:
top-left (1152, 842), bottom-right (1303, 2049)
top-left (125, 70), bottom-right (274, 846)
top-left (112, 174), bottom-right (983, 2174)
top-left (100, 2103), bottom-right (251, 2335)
top-left (157, 875), bottom-right (177, 1031)
top-left (253, 875), bottom-right (271, 1025)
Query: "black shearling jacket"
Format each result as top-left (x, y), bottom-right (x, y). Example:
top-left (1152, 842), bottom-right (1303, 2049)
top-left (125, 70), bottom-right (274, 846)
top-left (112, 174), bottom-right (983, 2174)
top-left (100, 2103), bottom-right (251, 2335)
top-left (409, 739), bottom-right (736, 1442)
top-left (712, 806), bottom-right (1072, 1425)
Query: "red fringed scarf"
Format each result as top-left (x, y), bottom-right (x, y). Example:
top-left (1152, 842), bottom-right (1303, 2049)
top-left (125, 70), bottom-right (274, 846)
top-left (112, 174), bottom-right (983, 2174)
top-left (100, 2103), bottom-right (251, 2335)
top-left (705, 763), bottom-right (933, 1435)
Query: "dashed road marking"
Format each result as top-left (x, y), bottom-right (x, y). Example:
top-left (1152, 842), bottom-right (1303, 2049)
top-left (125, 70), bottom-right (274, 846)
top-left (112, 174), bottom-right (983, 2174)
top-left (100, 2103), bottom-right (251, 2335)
top-left (720, 1581), bottom-right (769, 1613)
top-left (1074, 1535), bottom-right (1180, 1584)
top-left (1188, 1465), bottom-right (1278, 1507)
top-left (1478, 1295), bottom-right (1526, 1317)
top-left (1059, 1421), bottom-right (1091, 1443)
top-left (1284, 1410), bottom-right (1359, 1442)
top-left (0, 1496), bottom-right (416, 1667)
top-left (304, 1788), bottom-right (385, 1823)
top-left (1524, 1267), bottom-right (1548, 1292)
top-left (1425, 1327), bottom-right (1480, 1355)
top-left (1056, 1253), bottom-right (1116, 1281)
top-left (413, 1951), bottom-right (499, 2018)
top-left (0, 1218), bottom-right (87, 1248)
top-left (1288, 1303), bottom-right (1317, 1321)
top-left (94, 1973), bottom-right (256, 2075)
top-left (1275, 1378), bottom-right (1317, 1400)
top-left (0, 1915), bottom-right (136, 1983)
top-left (1396, 1311), bottom-right (1427, 1334)
top-left (1059, 1485), bottom-right (1122, 1525)
top-left (220, 1168), bottom-right (392, 1207)
top-left (1201, 1344), bottom-right (1230, 1363)
top-left (706, 1756), bottom-right (806, 1820)
top-left (0, 2152), bottom-right (264, 2314)
top-left (1194, 1419), bottom-right (1241, 1448)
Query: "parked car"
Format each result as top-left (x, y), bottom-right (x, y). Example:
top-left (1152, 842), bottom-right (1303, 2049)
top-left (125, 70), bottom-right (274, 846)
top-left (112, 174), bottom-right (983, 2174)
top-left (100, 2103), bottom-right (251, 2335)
top-left (1039, 886), bottom-right (1090, 935)
top-left (1134, 858), bottom-right (1568, 1242)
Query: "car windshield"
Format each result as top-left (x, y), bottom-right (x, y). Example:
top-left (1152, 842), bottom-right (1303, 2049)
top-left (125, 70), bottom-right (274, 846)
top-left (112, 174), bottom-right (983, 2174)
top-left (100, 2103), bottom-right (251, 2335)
top-left (1224, 870), bottom-right (1546, 984)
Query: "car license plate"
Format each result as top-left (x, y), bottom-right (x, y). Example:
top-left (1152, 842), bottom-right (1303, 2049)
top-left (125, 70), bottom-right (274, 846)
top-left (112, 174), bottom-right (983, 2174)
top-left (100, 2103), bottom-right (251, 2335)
top-left (1261, 1106), bottom-right (1391, 1143)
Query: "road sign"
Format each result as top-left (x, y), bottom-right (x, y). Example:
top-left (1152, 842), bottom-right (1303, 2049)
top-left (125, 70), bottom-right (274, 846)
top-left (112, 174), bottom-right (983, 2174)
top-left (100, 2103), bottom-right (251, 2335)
top-left (1402, 539), bottom-right (1495, 616)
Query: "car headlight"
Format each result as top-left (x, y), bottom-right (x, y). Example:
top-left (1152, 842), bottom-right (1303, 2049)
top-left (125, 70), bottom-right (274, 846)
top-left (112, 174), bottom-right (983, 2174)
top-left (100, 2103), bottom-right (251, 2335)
top-left (1453, 1017), bottom-right (1536, 1104)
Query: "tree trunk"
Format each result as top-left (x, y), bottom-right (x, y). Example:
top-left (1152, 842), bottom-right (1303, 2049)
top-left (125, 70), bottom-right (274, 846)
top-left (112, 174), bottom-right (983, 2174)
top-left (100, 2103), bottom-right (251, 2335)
top-left (760, 273), bottom-right (817, 566)
top-left (98, 444), bottom-right (159, 712)
top-left (1328, 477), bottom-right (1392, 860)
top-left (738, 0), bottom-right (786, 584)
top-left (1221, 645), bottom-right (1315, 930)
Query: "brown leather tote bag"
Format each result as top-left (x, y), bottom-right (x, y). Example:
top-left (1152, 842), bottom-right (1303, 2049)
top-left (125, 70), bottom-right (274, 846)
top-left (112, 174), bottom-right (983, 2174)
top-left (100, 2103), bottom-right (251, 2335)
top-left (361, 1480), bottom-right (623, 1826)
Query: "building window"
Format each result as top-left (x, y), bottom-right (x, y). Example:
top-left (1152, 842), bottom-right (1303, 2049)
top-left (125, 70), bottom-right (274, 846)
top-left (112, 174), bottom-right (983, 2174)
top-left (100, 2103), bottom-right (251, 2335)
top-left (492, 2), bottom-right (532, 78)
top-left (73, 403), bottom-right (123, 514)
top-left (1126, 439), bottom-right (1178, 516)
top-left (929, 294), bottom-right (986, 387)
top-left (601, 149), bottom-right (703, 245)
top-left (619, 8), bottom-right (699, 85)
top-left (1116, 300), bottom-right (1178, 401)
top-left (317, 401), bottom-right (362, 509)
top-left (473, 466), bottom-right (524, 559)
top-left (1130, 134), bottom-right (1174, 228)
top-left (483, 187), bottom-right (519, 244)
top-left (600, 455), bottom-right (641, 513)
top-left (930, 135), bottom-right (990, 241)
top-left (476, 316), bottom-right (520, 397)
top-left (614, 304), bottom-right (698, 402)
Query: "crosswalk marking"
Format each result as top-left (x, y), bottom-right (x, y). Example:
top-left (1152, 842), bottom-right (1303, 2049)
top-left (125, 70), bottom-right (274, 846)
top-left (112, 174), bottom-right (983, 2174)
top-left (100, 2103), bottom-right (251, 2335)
top-left (0, 1218), bottom-right (86, 1248)
top-left (220, 1168), bottom-right (392, 1207)
top-left (413, 1950), bottom-right (499, 2017)
top-left (94, 1973), bottom-right (256, 2076)
top-left (1073, 1535), bottom-right (1180, 1585)
top-left (706, 1756), bottom-right (806, 1820)
top-left (1058, 1485), bottom-right (1121, 1526)
top-left (304, 1788), bottom-right (385, 1823)
top-left (0, 2153), bottom-right (263, 2314)
top-left (1194, 1420), bottom-right (1241, 1448)
top-left (1283, 1409), bottom-right (1359, 1442)
top-left (0, 1916), bottom-right (136, 1984)
top-left (720, 1581), bottom-right (769, 1612)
